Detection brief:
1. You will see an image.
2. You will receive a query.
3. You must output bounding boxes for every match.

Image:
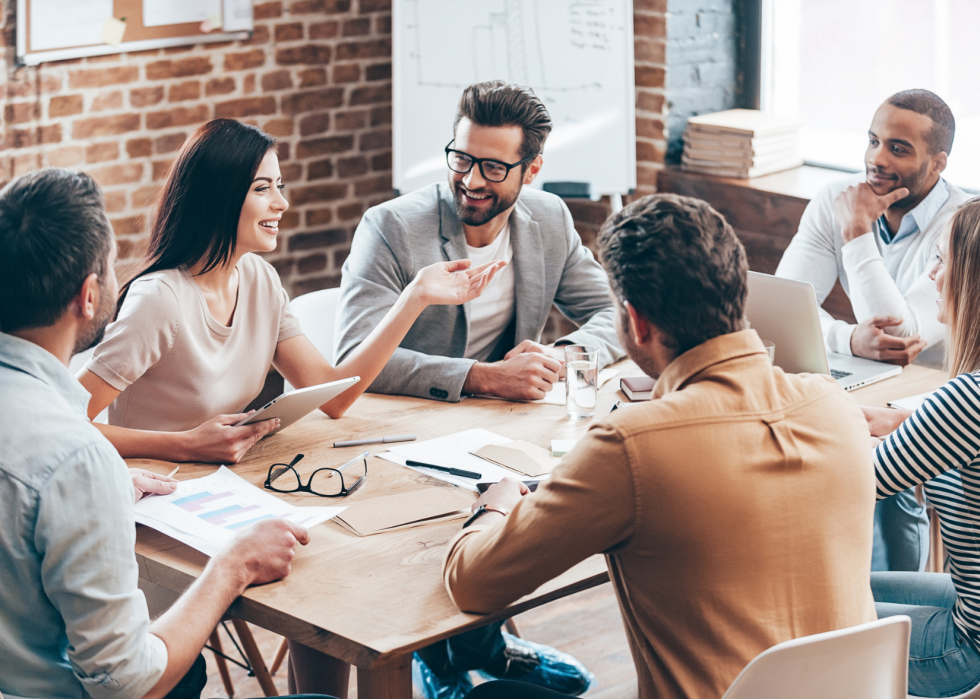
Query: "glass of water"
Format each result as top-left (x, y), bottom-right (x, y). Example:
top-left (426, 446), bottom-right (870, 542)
top-left (565, 345), bottom-right (600, 419)
top-left (763, 340), bottom-right (775, 365)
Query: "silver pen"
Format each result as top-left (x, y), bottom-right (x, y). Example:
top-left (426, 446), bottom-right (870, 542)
top-left (333, 434), bottom-right (417, 448)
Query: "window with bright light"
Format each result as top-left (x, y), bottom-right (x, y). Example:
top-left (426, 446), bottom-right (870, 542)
top-left (762, 0), bottom-right (980, 191)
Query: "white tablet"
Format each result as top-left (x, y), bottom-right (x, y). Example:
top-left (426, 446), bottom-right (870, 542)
top-left (236, 376), bottom-right (360, 436)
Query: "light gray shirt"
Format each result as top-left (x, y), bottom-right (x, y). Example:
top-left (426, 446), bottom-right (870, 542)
top-left (335, 183), bottom-right (625, 402)
top-left (0, 333), bottom-right (167, 699)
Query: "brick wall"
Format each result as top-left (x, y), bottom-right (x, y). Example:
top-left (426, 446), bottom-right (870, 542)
top-left (1, 0), bottom-right (669, 310)
top-left (664, 0), bottom-right (737, 162)
top-left (0, 0), bottom-right (394, 298)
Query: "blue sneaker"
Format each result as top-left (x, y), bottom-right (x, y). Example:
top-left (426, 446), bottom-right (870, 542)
top-left (413, 653), bottom-right (474, 699)
top-left (478, 632), bottom-right (594, 696)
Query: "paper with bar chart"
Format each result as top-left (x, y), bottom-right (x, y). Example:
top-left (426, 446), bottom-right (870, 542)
top-left (134, 466), bottom-right (345, 556)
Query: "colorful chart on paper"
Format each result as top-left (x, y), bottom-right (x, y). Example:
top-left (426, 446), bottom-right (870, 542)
top-left (134, 466), bottom-right (345, 556)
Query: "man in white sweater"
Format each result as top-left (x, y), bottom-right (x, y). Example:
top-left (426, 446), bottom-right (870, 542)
top-left (777, 89), bottom-right (968, 370)
top-left (777, 89), bottom-right (969, 573)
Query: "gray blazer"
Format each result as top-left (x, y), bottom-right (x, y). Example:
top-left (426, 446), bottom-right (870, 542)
top-left (334, 182), bottom-right (624, 402)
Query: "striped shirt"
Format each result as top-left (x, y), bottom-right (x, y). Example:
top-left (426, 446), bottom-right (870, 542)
top-left (874, 372), bottom-right (980, 647)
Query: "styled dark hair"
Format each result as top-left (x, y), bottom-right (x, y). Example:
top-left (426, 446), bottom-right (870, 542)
top-left (888, 89), bottom-right (955, 156)
top-left (0, 169), bottom-right (112, 333)
top-left (454, 80), bottom-right (553, 161)
top-left (598, 194), bottom-right (748, 354)
top-left (118, 118), bottom-right (276, 311)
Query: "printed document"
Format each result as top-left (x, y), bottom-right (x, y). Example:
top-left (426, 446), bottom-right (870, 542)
top-left (380, 429), bottom-right (517, 491)
top-left (134, 466), bottom-right (345, 556)
top-left (378, 429), bottom-right (558, 491)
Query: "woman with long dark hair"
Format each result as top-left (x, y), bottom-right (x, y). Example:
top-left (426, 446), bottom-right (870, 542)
top-left (77, 119), bottom-right (502, 463)
top-left (861, 197), bottom-right (980, 696)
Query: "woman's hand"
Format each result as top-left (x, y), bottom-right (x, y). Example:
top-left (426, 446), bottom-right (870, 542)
top-left (178, 412), bottom-right (280, 463)
top-left (862, 405), bottom-right (912, 438)
top-left (409, 259), bottom-right (507, 307)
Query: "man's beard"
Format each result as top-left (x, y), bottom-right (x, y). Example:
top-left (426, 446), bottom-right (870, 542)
top-left (452, 181), bottom-right (520, 226)
top-left (615, 307), bottom-right (661, 380)
top-left (73, 286), bottom-right (114, 355)
top-left (868, 159), bottom-right (932, 210)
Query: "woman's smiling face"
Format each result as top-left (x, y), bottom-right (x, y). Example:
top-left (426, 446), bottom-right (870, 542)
top-left (237, 150), bottom-right (288, 254)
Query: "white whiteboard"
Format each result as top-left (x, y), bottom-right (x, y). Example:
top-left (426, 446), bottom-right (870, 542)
top-left (393, 0), bottom-right (636, 197)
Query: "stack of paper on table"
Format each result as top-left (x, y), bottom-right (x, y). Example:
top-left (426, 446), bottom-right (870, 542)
top-left (381, 429), bottom-right (559, 490)
top-left (681, 109), bottom-right (802, 179)
top-left (334, 488), bottom-right (474, 536)
top-left (133, 466), bottom-right (346, 556)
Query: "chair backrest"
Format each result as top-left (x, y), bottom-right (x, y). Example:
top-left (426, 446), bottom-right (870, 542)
top-left (284, 287), bottom-right (342, 391)
top-left (68, 348), bottom-right (108, 424)
top-left (722, 616), bottom-right (911, 699)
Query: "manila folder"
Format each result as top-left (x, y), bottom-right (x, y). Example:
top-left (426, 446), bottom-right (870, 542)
top-left (471, 441), bottom-right (560, 478)
top-left (335, 488), bottom-right (474, 536)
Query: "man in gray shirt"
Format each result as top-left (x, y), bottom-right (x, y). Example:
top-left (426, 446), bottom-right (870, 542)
top-left (0, 169), bottom-right (320, 699)
top-left (335, 80), bottom-right (624, 402)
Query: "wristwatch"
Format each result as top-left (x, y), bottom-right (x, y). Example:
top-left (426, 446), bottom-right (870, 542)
top-left (462, 503), bottom-right (509, 529)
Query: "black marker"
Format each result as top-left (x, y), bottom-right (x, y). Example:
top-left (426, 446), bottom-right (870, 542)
top-left (406, 460), bottom-right (482, 480)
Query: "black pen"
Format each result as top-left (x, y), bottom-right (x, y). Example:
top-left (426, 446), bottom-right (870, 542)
top-left (406, 460), bottom-right (482, 480)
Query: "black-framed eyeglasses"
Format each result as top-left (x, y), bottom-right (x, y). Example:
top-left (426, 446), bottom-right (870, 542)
top-left (264, 451), bottom-right (368, 498)
top-left (445, 139), bottom-right (537, 183)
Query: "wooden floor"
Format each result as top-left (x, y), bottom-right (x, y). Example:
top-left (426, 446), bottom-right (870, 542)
top-left (203, 582), bottom-right (638, 698)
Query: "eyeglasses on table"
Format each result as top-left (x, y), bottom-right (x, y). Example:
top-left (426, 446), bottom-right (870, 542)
top-left (264, 451), bottom-right (368, 498)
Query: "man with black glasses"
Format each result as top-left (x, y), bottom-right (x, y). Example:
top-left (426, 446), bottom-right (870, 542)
top-left (334, 80), bottom-right (606, 698)
top-left (335, 80), bottom-right (623, 404)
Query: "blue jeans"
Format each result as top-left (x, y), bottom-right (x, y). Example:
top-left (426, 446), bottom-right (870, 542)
top-left (417, 621), bottom-right (507, 678)
top-left (872, 488), bottom-right (930, 572)
top-left (873, 572), bottom-right (980, 697)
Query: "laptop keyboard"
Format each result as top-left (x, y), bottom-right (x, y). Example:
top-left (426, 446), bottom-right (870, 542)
top-left (830, 368), bottom-right (853, 379)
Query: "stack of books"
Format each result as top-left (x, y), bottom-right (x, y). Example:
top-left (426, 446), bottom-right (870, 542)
top-left (681, 109), bottom-right (803, 179)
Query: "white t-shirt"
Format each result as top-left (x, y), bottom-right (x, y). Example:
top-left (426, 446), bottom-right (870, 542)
top-left (463, 224), bottom-right (516, 361)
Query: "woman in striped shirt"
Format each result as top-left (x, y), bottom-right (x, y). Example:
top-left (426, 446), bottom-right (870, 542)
top-left (864, 198), bottom-right (980, 697)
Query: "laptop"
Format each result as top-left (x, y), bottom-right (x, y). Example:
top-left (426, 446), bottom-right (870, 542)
top-left (745, 272), bottom-right (902, 391)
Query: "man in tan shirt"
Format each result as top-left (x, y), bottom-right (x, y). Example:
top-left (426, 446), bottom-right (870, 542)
top-left (445, 194), bottom-right (878, 699)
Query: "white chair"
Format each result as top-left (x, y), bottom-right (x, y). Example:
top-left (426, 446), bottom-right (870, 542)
top-left (284, 287), bottom-right (342, 391)
top-left (68, 348), bottom-right (108, 424)
top-left (721, 616), bottom-right (911, 699)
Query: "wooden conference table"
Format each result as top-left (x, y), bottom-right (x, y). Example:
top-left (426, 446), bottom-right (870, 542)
top-left (134, 361), bottom-right (948, 698)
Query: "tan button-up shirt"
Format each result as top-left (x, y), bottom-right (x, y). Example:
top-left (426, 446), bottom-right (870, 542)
top-left (444, 330), bottom-right (876, 699)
